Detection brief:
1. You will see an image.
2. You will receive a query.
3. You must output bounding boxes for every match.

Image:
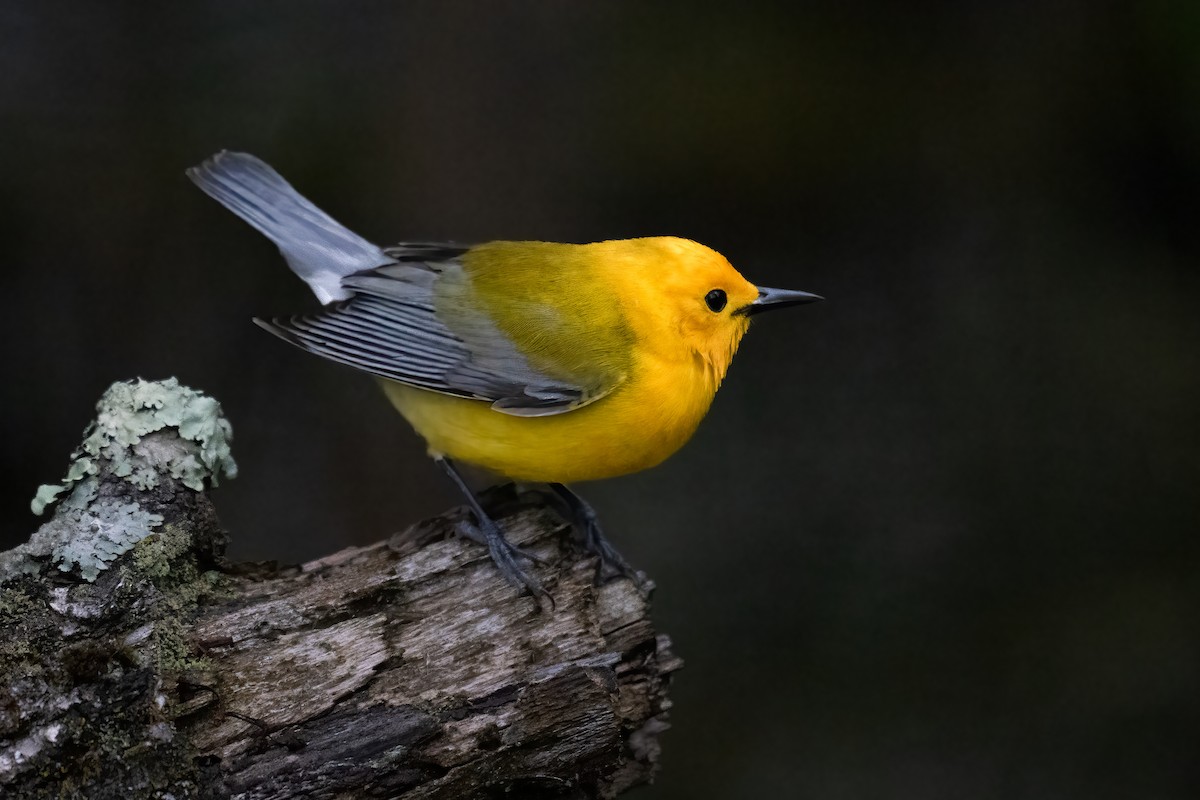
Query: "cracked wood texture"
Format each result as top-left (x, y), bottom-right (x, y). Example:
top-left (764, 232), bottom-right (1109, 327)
top-left (0, 386), bottom-right (680, 800)
top-left (189, 499), bottom-right (680, 799)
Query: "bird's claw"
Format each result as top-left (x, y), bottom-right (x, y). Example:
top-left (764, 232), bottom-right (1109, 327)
top-left (459, 518), bottom-right (553, 607)
top-left (546, 483), bottom-right (639, 585)
top-left (437, 459), bottom-right (553, 607)
top-left (579, 515), bottom-right (639, 584)
top-left (456, 519), bottom-right (548, 564)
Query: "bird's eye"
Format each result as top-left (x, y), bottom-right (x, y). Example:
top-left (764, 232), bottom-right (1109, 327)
top-left (705, 289), bottom-right (728, 312)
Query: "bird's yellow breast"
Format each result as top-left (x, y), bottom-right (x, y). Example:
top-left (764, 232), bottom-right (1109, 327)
top-left (381, 346), bottom-right (718, 483)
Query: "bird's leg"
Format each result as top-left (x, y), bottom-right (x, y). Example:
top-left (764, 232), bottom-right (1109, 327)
top-left (436, 458), bottom-right (549, 602)
top-left (548, 483), bottom-right (638, 582)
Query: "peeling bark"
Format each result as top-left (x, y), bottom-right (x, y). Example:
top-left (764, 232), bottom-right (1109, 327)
top-left (0, 382), bottom-right (679, 799)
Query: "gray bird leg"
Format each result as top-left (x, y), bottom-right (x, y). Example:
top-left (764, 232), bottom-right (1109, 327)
top-left (548, 483), bottom-right (637, 582)
top-left (436, 457), bottom-right (549, 603)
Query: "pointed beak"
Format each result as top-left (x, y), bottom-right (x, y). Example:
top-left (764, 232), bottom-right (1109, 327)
top-left (741, 286), bottom-right (824, 315)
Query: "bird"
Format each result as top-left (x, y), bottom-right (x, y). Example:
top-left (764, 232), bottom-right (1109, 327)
top-left (187, 151), bottom-right (821, 601)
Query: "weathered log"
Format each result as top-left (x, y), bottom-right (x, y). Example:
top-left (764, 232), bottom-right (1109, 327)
top-left (0, 380), bottom-right (679, 799)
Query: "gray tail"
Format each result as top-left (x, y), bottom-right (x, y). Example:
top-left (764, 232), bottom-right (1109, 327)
top-left (187, 151), bottom-right (392, 303)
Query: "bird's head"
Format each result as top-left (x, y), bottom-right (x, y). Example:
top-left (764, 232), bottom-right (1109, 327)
top-left (612, 237), bottom-right (821, 384)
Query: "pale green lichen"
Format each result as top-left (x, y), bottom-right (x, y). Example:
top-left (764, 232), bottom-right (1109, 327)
top-left (4, 501), bottom-right (165, 583)
top-left (1, 382), bottom-right (235, 794)
top-left (5, 379), bottom-right (237, 585)
top-left (31, 378), bottom-right (238, 516)
top-left (29, 485), bottom-right (66, 517)
top-left (0, 548), bottom-right (42, 581)
top-left (53, 502), bottom-right (166, 581)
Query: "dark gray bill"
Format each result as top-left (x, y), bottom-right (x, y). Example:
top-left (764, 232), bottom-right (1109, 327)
top-left (741, 286), bottom-right (824, 315)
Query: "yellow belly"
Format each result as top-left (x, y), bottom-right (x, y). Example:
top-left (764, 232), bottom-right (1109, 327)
top-left (381, 354), bottom-right (717, 483)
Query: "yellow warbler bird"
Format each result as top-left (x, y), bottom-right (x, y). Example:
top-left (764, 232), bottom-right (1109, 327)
top-left (188, 151), bottom-right (821, 599)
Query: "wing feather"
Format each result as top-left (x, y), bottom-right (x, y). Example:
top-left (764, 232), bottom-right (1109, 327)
top-left (259, 256), bottom-right (618, 413)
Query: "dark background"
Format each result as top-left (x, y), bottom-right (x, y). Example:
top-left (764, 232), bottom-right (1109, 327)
top-left (3, 2), bottom-right (1198, 797)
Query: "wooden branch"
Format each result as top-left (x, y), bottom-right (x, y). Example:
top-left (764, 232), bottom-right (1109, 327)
top-left (0, 380), bottom-right (679, 799)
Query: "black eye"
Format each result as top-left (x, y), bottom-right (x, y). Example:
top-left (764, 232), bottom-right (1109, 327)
top-left (705, 289), bottom-right (727, 312)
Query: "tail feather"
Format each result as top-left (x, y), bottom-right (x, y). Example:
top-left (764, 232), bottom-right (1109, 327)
top-left (187, 151), bottom-right (392, 303)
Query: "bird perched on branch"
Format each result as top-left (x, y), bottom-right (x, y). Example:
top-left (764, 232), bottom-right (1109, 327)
top-left (188, 151), bottom-right (821, 602)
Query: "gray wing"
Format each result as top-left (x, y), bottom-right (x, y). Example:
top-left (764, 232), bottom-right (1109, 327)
top-left (256, 259), bottom-right (609, 417)
top-left (383, 242), bottom-right (472, 262)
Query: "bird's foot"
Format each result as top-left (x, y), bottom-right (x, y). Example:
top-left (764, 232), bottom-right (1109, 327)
top-left (548, 484), bottom-right (639, 584)
top-left (454, 518), bottom-right (547, 564)
top-left (456, 516), bottom-right (552, 606)
top-left (578, 512), bottom-right (639, 584)
top-left (437, 457), bottom-right (552, 606)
